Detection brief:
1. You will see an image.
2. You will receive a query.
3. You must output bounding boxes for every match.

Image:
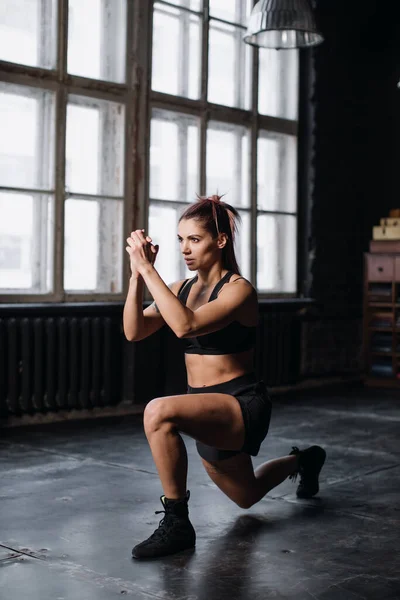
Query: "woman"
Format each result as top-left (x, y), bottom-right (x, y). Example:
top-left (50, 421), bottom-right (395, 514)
top-left (124, 194), bottom-right (326, 560)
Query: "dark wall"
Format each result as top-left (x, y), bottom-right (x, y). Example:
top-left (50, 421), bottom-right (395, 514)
top-left (301, 0), bottom-right (400, 376)
top-left (311, 0), bottom-right (400, 317)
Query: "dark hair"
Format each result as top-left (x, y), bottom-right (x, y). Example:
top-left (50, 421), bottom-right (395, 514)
top-left (179, 194), bottom-right (242, 275)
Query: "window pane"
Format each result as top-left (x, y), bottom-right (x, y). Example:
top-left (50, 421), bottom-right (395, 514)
top-left (209, 0), bottom-right (253, 25)
top-left (0, 191), bottom-right (54, 292)
top-left (152, 3), bottom-right (201, 99)
top-left (208, 21), bottom-right (252, 109)
top-left (150, 110), bottom-right (200, 202)
top-left (0, 83), bottom-right (55, 191)
top-left (0, 0), bottom-right (57, 69)
top-left (68, 0), bottom-right (126, 83)
top-left (235, 210), bottom-right (251, 280)
top-left (258, 49), bottom-right (299, 120)
top-left (64, 198), bottom-right (123, 292)
top-left (207, 122), bottom-right (250, 208)
top-left (257, 214), bottom-right (297, 293)
top-left (257, 132), bottom-right (297, 213)
top-left (66, 96), bottom-right (125, 196)
top-left (162, 0), bottom-right (202, 10)
top-left (149, 202), bottom-right (188, 284)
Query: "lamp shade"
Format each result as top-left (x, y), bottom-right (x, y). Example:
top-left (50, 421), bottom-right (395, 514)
top-left (243, 0), bottom-right (324, 49)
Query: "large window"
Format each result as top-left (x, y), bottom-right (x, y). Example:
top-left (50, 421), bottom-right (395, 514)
top-left (0, 0), bottom-right (127, 299)
top-left (150, 0), bottom-right (299, 293)
top-left (0, 0), bottom-right (299, 300)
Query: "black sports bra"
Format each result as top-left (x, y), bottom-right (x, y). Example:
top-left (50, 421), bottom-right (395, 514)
top-left (177, 271), bottom-right (257, 355)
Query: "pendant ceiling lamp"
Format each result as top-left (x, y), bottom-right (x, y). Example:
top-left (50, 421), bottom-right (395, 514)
top-left (243, 0), bottom-right (324, 50)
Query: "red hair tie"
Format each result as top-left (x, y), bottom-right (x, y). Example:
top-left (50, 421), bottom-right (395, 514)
top-left (195, 193), bottom-right (224, 204)
top-left (194, 193), bottom-right (225, 235)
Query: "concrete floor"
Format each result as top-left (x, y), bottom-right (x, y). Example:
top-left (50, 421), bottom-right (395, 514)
top-left (1, 384), bottom-right (399, 600)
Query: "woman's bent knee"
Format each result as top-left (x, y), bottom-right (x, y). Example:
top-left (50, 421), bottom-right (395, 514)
top-left (202, 455), bottom-right (258, 509)
top-left (143, 397), bottom-right (173, 434)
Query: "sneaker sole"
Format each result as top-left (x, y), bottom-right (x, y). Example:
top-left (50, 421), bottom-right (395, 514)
top-left (132, 543), bottom-right (196, 560)
top-left (296, 446), bottom-right (326, 499)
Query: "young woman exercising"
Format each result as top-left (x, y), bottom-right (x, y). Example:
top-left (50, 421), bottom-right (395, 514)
top-left (124, 194), bottom-right (326, 559)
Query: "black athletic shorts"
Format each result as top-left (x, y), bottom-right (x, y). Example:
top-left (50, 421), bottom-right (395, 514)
top-left (187, 372), bottom-right (272, 461)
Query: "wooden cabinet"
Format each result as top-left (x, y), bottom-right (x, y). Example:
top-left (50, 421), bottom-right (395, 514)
top-left (364, 253), bottom-right (400, 387)
top-left (366, 255), bottom-right (394, 282)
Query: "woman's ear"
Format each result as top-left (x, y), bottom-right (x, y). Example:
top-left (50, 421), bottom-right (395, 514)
top-left (217, 233), bottom-right (228, 249)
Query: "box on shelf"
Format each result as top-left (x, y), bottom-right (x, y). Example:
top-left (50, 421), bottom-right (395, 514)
top-left (368, 283), bottom-right (392, 302)
top-left (369, 362), bottom-right (394, 378)
top-left (373, 226), bottom-right (400, 240)
top-left (380, 218), bottom-right (400, 227)
top-left (370, 311), bottom-right (393, 328)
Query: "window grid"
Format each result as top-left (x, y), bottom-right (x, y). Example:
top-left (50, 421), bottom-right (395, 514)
top-left (0, 0), bottom-right (137, 301)
top-left (0, 0), bottom-right (299, 301)
top-left (150, 0), bottom-right (299, 294)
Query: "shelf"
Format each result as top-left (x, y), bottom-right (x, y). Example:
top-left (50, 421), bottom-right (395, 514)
top-left (368, 302), bottom-right (393, 307)
top-left (364, 254), bottom-right (400, 389)
top-left (364, 377), bottom-right (400, 388)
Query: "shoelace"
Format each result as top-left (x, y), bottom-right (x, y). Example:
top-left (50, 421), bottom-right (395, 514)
top-left (148, 510), bottom-right (178, 541)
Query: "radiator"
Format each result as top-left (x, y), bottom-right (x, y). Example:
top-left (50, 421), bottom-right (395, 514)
top-left (0, 304), bottom-right (302, 419)
top-left (0, 316), bottom-right (123, 417)
top-left (255, 309), bottom-right (301, 387)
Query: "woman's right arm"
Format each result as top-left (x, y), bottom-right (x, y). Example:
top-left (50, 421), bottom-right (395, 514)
top-left (123, 276), bottom-right (184, 342)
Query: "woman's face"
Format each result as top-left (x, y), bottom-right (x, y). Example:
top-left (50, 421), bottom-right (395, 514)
top-left (177, 218), bottom-right (220, 271)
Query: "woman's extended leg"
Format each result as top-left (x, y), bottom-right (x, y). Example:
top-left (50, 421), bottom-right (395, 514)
top-left (202, 446), bottom-right (327, 507)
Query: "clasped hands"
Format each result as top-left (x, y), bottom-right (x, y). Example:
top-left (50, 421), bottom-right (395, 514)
top-left (126, 229), bottom-right (159, 278)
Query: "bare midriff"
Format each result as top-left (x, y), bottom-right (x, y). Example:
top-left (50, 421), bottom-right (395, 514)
top-left (185, 348), bottom-right (255, 388)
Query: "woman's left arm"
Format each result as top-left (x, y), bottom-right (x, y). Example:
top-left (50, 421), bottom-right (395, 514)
top-left (140, 264), bottom-right (254, 338)
top-left (130, 230), bottom-right (253, 338)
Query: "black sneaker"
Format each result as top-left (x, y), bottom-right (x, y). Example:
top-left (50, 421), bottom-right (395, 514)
top-left (289, 446), bottom-right (326, 498)
top-left (132, 491), bottom-right (196, 559)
